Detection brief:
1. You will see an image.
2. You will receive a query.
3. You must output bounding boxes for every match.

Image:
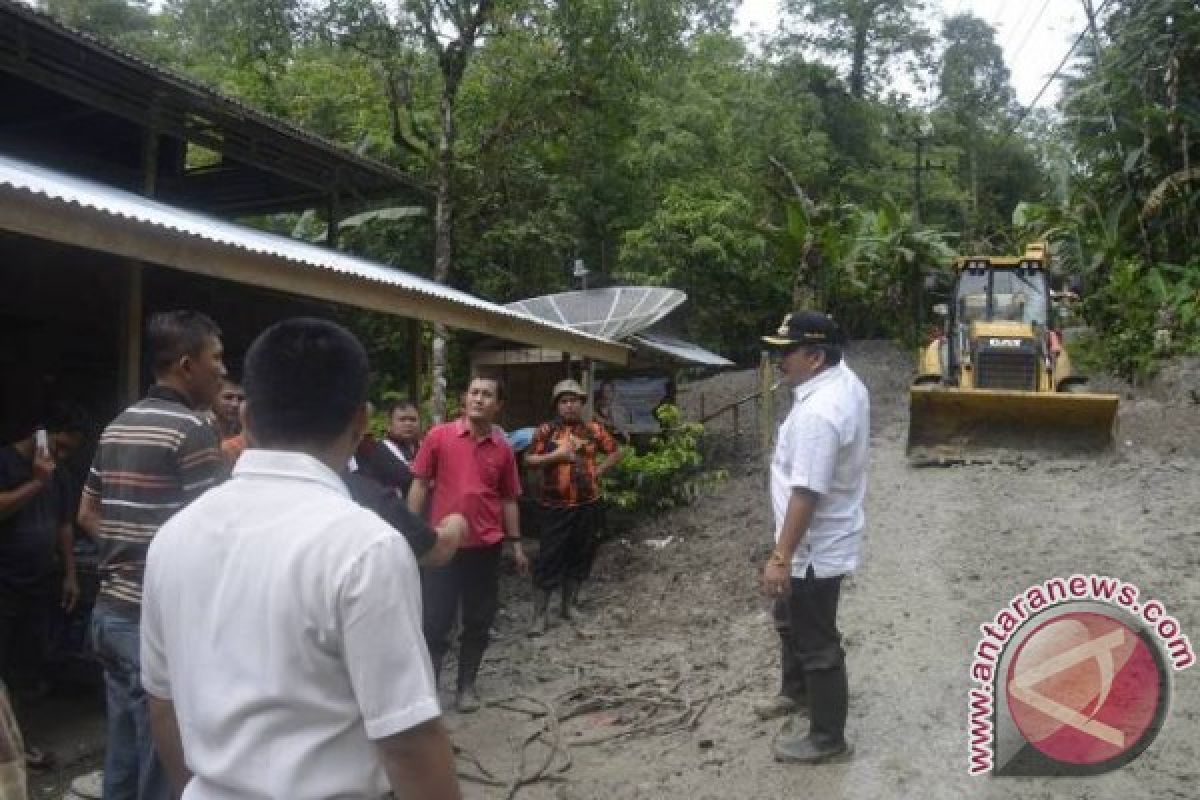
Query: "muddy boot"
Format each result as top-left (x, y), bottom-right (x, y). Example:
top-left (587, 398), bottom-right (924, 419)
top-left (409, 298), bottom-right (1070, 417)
top-left (778, 628), bottom-right (807, 709)
top-left (759, 611), bottom-right (805, 720)
top-left (456, 684), bottom-right (481, 713)
top-left (560, 580), bottom-right (577, 621)
top-left (428, 648), bottom-right (446, 692)
top-left (456, 646), bottom-right (485, 713)
top-left (773, 666), bottom-right (851, 764)
top-left (754, 693), bottom-right (798, 721)
top-left (528, 590), bottom-right (551, 637)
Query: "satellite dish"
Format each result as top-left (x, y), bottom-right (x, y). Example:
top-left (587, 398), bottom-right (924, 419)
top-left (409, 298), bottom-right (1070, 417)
top-left (506, 287), bottom-right (686, 341)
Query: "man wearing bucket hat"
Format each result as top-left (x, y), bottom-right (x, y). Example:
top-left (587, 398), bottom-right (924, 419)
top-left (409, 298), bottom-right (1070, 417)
top-left (524, 379), bottom-right (622, 636)
top-left (759, 311), bottom-right (869, 764)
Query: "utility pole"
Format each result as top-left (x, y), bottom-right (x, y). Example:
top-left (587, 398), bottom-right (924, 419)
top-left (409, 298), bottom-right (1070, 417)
top-left (1080, 0), bottom-right (1152, 259)
top-left (886, 121), bottom-right (947, 337)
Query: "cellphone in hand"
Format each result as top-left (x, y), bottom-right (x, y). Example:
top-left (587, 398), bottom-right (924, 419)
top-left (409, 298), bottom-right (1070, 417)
top-left (34, 428), bottom-right (50, 458)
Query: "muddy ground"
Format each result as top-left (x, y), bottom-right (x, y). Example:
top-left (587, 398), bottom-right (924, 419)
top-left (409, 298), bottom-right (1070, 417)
top-left (27, 341), bottom-right (1200, 799)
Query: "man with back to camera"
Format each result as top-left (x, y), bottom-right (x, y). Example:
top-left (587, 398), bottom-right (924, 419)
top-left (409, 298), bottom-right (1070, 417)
top-left (759, 311), bottom-right (869, 764)
top-left (140, 318), bottom-right (460, 799)
top-left (524, 379), bottom-right (621, 635)
top-left (77, 310), bottom-right (225, 800)
top-left (408, 376), bottom-right (529, 713)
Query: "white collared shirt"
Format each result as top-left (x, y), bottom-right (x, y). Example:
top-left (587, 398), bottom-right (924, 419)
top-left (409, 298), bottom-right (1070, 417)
top-left (141, 450), bottom-right (438, 800)
top-left (770, 361), bottom-right (870, 578)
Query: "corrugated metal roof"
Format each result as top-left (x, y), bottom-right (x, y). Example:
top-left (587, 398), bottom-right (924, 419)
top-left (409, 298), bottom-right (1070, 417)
top-left (632, 332), bottom-right (734, 367)
top-left (0, 0), bottom-right (423, 196)
top-left (0, 152), bottom-right (627, 364)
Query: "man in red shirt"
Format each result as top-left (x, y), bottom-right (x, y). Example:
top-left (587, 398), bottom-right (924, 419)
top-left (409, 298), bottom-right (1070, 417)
top-left (524, 380), bottom-right (621, 636)
top-left (408, 377), bottom-right (528, 712)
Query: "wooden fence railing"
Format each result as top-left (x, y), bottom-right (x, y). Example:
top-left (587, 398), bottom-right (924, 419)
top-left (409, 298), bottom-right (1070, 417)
top-left (694, 353), bottom-right (777, 465)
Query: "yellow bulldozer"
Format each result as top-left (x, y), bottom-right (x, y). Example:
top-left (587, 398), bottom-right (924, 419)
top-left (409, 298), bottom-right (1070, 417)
top-left (907, 243), bottom-right (1119, 462)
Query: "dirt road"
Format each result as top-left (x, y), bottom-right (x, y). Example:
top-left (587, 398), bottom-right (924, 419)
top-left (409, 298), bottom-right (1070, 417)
top-left (30, 342), bottom-right (1200, 799)
top-left (449, 341), bottom-right (1200, 799)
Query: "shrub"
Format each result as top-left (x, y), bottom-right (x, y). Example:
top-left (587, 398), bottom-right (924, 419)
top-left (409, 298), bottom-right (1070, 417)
top-left (602, 405), bottom-right (726, 513)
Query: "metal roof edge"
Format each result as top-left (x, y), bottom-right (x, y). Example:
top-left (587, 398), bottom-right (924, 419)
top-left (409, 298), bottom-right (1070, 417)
top-left (0, 153), bottom-right (627, 364)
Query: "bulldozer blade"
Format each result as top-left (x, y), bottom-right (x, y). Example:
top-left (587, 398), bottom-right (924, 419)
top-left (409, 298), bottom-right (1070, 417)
top-left (907, 386), bottom-right (1118, 464)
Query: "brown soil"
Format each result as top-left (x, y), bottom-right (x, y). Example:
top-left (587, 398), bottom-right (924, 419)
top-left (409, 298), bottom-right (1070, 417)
top-left (31, 341), bottom-right (1200, 799)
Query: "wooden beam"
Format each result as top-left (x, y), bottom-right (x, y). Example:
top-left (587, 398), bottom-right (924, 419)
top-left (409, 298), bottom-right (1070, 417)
top-left (0, 186), bottom-right (630, 365)
top-left (408, 318), bottom-right (421, 406)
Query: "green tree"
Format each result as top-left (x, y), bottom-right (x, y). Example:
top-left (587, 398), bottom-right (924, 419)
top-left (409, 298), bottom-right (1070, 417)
top-left (781, 0), bottom-right (931, 99)
top-left (936, 13), bottom-right (1013, 240)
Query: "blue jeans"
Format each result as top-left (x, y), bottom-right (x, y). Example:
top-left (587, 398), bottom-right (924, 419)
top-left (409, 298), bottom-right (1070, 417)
top-left (90, 605), bottom-right (168, 800)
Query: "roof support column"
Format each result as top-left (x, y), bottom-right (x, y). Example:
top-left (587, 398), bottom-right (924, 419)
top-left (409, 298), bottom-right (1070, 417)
top-left (117, 125), bottom-right (159, 405)
top-left (408, 318), bottom-right (422, 408)
top-left (581, 358), bottom-right (594, 422)
top-left (327, 190), bottom-right (341, 249)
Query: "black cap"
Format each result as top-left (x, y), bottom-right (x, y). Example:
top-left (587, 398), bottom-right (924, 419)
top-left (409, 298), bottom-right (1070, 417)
top-left (761, 311), bottom-right (844, 347)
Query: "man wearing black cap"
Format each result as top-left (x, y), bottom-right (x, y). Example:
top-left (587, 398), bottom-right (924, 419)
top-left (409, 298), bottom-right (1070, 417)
top-left (759, 311), bottom-right (869, 764)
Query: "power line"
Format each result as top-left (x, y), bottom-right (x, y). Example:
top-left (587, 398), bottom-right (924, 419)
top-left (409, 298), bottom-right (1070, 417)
top-left (989, 0), bottom-right (1010, 29)
top-left (1006, 0), bottom-right (1116, 137)
top-left (1008, 0), bottom-right (1054, 62)
top-left (999, 0), bottom-right (1036, 50)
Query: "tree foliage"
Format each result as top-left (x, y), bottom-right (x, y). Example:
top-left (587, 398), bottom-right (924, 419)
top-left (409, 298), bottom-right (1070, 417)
top-left (43, 0), bottom-right (1059, 378)
top-left (781, 0), bottom-right (932, 99)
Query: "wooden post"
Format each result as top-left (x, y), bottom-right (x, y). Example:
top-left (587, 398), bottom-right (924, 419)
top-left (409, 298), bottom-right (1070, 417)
top-left (759, 351), bottom-right (774, 467)
top-left (117, 126), bottom-right (159, 405)
top-left (408, 318), bottom-right (421, 406)
top-left (581, 358), bottom-right (594, 421)
top-left (327, 190), bottom-right (341, 250)
top-left (117, 264), bottom-right (144, 406)
top-left (561, 351), bottom-right (572, 378)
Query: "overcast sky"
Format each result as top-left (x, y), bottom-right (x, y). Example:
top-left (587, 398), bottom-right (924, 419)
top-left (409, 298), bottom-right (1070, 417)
top-left (735, 0), bottom-right (1087, 108)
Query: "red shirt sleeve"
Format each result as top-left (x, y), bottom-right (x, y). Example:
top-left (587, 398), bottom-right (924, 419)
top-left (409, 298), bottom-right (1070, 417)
top-left (411, 426), bottom-right (438, 480)
top-left (499, 443), bottom-right (521, 500)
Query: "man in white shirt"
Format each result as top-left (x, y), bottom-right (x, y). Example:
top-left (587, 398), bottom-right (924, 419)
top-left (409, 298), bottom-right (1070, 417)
top-left (140, 318), bottom-right (461, 799)
top-left (760, 311), bottom-right (869, 764)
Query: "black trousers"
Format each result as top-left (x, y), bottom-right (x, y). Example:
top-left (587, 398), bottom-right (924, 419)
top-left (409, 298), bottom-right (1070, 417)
top-left (772, 598), bottom-right (807, 701)
top-left (0, 575), bottom-right (57, 685)
top-left (421, 544), bottom-right (502, 687)
top-left (786, 567), bottom-right (849, 743)
top-left (532, 504), bottom-right (599, 591)
top-left (785, 566), bottom-right (845, 672)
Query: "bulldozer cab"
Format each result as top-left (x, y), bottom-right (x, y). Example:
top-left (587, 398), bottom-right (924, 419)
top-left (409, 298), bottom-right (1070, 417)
top-left (954, 256), bottom-right (1050, 327)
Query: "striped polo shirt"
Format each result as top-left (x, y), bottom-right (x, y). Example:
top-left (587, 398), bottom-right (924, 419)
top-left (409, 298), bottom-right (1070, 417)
top-left (84, 385), bottom-right (221, 615)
